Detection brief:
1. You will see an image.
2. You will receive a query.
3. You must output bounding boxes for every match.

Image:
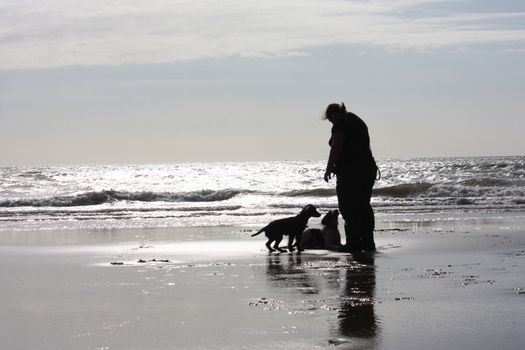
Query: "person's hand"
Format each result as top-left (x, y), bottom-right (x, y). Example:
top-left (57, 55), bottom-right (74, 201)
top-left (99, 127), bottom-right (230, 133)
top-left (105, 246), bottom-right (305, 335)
top-left (324, 169), bottom-right (332, 182)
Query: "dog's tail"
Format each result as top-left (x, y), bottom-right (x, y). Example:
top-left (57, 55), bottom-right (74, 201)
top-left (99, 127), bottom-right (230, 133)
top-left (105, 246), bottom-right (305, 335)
top-left (251, 227), bottom-right (266, 237)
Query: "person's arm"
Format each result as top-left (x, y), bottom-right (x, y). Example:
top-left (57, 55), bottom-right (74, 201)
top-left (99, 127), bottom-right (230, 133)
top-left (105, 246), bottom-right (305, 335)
top-left (324, 131), bottom-right (345, 182)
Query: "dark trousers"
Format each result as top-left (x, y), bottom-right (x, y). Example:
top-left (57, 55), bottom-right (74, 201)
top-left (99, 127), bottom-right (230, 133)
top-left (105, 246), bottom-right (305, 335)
top-left (336, 168), bottom-right (376, 251)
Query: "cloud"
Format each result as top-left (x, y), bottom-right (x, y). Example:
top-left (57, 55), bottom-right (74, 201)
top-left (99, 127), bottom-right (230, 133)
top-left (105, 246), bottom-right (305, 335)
top-left (1, 0), bottom-right (525, 70)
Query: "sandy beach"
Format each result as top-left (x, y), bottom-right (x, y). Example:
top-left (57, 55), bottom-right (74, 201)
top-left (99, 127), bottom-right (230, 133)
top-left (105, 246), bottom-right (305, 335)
top-left (1, 215), bottom-right (524, 350)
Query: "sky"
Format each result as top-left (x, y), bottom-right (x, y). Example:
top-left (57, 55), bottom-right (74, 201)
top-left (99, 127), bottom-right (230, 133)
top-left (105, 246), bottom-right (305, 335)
top-left (1, 0), bottom-right (524, 165)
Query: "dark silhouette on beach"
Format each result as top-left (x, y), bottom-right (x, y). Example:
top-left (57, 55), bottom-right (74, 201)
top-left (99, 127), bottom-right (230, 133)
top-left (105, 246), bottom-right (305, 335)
top-left (323, 102), bottom-right (379, 252)
top-left (300, 209), bottom-right (343, 250)
top-left (252, 204), bottom-right (321, 252)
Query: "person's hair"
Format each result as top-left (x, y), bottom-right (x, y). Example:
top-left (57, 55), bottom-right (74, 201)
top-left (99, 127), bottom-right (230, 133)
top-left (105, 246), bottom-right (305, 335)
top-left (323, 102), bottom-right (347, 120)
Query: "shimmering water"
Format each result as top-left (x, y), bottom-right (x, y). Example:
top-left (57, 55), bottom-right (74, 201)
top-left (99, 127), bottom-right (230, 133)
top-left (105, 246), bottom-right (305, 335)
top-left (1, 156), bottom-right (524, 231)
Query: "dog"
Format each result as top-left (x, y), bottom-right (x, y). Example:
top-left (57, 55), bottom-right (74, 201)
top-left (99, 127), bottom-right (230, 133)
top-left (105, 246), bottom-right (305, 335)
top-left (300, 209), bottom-right (342, 250)
top-left (251, 204), bottom-right (321, 253)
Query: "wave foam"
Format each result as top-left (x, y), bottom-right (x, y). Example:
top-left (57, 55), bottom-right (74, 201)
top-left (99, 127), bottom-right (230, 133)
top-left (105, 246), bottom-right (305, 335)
top-left (0, 189), bottom-right (244, 208)
top-left (373, 183), bottom-right (433, 198)
top-left (280, 188), bottom-right (336, 197)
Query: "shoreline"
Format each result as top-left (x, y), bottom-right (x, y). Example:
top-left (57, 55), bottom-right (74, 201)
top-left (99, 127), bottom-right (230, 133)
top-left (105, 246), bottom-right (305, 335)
top-left (1, 218), bottom-right (524, 349)
top-left (2, 208), bottom-right (524, 245)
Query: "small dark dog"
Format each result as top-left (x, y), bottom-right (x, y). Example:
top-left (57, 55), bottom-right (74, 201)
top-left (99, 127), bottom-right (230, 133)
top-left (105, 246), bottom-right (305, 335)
top-left (300, 209), bottom-right (341, 250)
top-left (252, 204), bottom-right (321, 252)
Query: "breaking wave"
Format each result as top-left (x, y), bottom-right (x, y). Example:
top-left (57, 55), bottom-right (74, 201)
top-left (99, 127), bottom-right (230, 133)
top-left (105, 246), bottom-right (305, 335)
top-left (280, 188), bottom-right (336, 197)
top-left (373, 183), bottom-right (433, 198)
top-left (280, 180), bottom-right (524, 200)
top-left (0, 189), bottom-right (245, 208)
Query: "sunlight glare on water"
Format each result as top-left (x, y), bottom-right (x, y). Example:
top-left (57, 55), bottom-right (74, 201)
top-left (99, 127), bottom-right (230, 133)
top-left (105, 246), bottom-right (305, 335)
top-left (0, 157), bottom-right (524, 230)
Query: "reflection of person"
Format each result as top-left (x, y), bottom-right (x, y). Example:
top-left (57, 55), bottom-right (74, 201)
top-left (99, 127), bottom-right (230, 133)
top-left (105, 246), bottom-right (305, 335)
top-left (323, 102), bottom-right (378, 252)
top-left (338, 254), bottom-right (377, 340)
top-left (263, 253), bottom-right (378, 345)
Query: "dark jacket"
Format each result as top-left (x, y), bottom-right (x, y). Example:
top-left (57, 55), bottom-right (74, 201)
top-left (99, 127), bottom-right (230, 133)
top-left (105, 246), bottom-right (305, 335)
top-left (329, 112), bottom-right (375, 175)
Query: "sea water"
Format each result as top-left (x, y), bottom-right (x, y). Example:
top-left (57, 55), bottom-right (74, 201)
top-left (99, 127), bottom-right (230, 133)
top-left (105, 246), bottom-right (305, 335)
top-left (1, 156), bottom-right (524, 231)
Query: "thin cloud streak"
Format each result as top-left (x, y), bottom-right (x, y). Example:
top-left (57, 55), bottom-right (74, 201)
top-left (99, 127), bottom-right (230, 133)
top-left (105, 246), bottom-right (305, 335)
top-left (1, 0), bottom-right (525, 70)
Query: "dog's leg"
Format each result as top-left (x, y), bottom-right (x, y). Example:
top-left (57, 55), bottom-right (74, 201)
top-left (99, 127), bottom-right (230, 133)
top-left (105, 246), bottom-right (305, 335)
top-left (274, 236), bottom-right (286, 252)
top-left (288, 234), bottom-right (299, 252)
top-left (294, 232), bottom-right (303, 253)
top-left (266, 239), bottom-right (276, 252)
top-left (288, 235), bottom-right (304, 253)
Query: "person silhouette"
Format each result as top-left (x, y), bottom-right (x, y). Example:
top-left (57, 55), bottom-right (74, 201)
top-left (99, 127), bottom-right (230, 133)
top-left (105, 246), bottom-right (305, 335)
top-left (323, 102), bottom-right (378, 252)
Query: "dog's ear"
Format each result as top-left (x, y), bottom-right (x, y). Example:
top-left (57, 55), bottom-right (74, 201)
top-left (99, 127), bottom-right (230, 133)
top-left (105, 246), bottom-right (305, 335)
top-left (321, 211), bottom-right (333, 225)
top-left (301, 204), bottom-right (313, 213)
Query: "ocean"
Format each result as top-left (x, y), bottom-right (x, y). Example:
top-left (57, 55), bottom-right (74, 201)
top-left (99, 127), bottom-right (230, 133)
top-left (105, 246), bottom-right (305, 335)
top-left (1, 156), bottom-right (524, 231)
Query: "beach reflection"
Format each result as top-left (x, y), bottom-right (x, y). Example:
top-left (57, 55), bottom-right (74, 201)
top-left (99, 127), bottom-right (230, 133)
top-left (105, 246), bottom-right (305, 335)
top-left (265, 253), bottom-right (378, 346)
top-left (266, 254), bottom-right (321, 294)
top-left (338, 254), bottom-right (377, 339)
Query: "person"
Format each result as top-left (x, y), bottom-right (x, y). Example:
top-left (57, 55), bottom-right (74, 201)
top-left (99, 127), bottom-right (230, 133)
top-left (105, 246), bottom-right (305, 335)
top-left (323, 102), bottom-right (378, 252)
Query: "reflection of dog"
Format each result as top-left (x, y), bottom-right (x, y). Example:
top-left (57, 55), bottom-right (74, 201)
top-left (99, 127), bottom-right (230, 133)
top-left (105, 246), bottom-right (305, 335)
top-left (301, 210), bottom-right (341, 250)
top-left (252, 205), bottom-right (321, 252)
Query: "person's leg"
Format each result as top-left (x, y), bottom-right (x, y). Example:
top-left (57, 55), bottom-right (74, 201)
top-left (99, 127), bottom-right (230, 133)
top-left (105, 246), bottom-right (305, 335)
top-left (361, 202), bottom-right (375, 251)
top-left (337, 175), bottom-right (363, 251)
top-left (360, 173), bottom-right (376, 251)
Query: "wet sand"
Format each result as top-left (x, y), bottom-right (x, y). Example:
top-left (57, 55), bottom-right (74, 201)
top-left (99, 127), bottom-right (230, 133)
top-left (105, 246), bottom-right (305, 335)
top-left (1, 218), bottom-right (525, 350)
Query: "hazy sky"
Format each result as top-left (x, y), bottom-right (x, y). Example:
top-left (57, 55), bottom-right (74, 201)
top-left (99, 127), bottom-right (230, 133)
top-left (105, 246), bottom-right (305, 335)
top-left (1, 0), bottom-right (524, 165)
